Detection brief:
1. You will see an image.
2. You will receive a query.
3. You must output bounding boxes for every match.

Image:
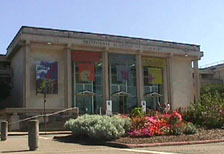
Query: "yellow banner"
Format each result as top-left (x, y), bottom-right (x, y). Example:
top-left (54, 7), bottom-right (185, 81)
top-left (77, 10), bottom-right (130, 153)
top-left (148, 68), bottom-right (163, 84)
top-left (142, 57), bottom-right (166, 67)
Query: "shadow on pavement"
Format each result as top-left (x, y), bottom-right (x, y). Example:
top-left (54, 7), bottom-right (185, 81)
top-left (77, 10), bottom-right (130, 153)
top-left (1, 150), bottom-right (30, 153)
top-left (53, 135), bottom-right (129, 148)
top-left (53, 135), bottom-right (108, 146)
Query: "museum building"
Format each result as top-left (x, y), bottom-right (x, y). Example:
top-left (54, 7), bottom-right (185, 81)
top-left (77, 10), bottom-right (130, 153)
top-left (4, 26), bottom-right (203, 116)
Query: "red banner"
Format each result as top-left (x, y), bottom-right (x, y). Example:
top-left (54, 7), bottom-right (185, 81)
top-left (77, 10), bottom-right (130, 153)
top-left (78, 63), bottom-right (95, 82)
top-left (72, 51), bottom-right (101, 62)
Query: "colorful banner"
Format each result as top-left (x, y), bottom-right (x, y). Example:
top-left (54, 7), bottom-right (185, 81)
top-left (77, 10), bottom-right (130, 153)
top-left (148, 68), bottom-right (163, 84)
top-left (116, 65), bottom-right (130, 81)
top-left (72, 51), bottom-right (101, 62)
top-left (78, 63), bottom-right (95, 82)
top-left (143, 57), bottom-right (166, 68)
top-left (36, 61), bottom-right (58, 94)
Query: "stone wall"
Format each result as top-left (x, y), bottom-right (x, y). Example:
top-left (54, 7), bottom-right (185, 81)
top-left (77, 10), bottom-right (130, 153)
top-left (172, 57), bottom-right (194, 108)
top-left (10, 47), bottom-right (24, 107)
top-left (28, 46), bottom-right (65, 109)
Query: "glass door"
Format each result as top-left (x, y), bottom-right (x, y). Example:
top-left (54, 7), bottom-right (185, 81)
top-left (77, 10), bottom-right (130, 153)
top-left (109, 54), bottom-right (137, 114)
top-left (142, 57), bottom-right (165, 111)
top-left (72, 51), bottom-right (103, 114)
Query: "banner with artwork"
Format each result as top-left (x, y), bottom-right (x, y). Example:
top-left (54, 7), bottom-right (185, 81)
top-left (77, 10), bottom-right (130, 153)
top-left (148, 68), bottom-right (163, 84)
top-left (78, 63), bottom-right (95, 82)
top-left (116, 65), bottom-right (130, 81)
top-left (36, 61), bottom-right (58, 94)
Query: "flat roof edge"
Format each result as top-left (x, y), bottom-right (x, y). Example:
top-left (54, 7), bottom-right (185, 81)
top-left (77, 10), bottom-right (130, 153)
top-left (7, 26), bottom-right (201, 56)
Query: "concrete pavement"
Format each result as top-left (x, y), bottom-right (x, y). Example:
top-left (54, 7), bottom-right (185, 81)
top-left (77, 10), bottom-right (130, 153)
top-left (0, 135), bottom-right (153, 154)
top-left (138, 142), bottom-right (224, 154)
top-left (0, 134), bottom-right (224, 154)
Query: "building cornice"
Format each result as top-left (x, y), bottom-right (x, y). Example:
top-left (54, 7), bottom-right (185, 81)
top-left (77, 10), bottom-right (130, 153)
top-left (7, 26), bottom-right (203, 58)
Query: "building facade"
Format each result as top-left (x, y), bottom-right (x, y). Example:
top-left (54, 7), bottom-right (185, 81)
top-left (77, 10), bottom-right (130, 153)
top-left (4, 26), bottom-right (202, 115)
top-left (200, 63), bottom-right (224, 87)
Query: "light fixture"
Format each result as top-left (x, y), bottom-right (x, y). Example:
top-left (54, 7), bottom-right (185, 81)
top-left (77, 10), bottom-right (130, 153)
top-left (184, 49), bottom-right (189, 57)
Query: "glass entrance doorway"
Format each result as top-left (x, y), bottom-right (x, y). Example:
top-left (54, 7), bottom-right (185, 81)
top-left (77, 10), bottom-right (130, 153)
top-left (109, 54), bottom-right (137, 114)
top-left (72, 51), bottom-right (103, 114)
top-left (142, 57), bottom-right (165, 111)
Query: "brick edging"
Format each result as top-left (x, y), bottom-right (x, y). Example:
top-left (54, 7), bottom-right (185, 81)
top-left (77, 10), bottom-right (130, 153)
top-left (106, 138), bottom-right (224, 148)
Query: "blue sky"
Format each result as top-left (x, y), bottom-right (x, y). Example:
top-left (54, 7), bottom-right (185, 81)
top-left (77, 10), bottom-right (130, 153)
top-left (0, 0), bottom-right (224, 66)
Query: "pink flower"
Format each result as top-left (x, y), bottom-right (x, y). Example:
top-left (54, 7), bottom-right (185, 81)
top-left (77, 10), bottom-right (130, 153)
top-left (173, 111), bottom-right (182, 121)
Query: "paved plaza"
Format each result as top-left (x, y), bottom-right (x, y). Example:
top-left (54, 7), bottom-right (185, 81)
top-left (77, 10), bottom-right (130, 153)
top-left (0, 135), bottom-right (224, 154)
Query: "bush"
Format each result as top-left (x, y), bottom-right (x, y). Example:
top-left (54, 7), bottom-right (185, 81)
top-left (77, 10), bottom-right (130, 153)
top-left (169, 121), bottom-right (186, 135)
top-left (180, 91), bottom-right (224, 128)
top-left (201, 84), bottom-right (224, 98)
top-left (184, 122), bottom-right (197, 135)
top-left (64, 114), bottom-right (132, 140)
top-left (131, 107), bottom-right (145, 118)
top-left (131, 116), bottom-right (149, 130)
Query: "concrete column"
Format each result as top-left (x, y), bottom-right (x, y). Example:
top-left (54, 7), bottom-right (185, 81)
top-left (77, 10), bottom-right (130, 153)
top-left (167, 55), bottom-right (174, 110)
top-left (23, 40), bottom-right (31, 108)
top-left (64, 44), bottom-right (72, 108)
top-left (136, 53), bottom-right (144, 106)
top-left (102, 50), bottom-right (109, 113)
top-left (28, 120), bottom-right (39, 151)
top-left (1, 121), bottom-right (8, 141)
top-left (193, 59), bottom-right (200, 100)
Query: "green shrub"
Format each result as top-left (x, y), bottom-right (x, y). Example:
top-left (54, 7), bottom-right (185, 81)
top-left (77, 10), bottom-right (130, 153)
top-left (131, 107), bottom-right (145, 117)
top-left (184, 122), bottom-right (197, 135)
top-left (179, 88), bottom-right (224, 129)
top-left (64, 114), bottom-right (132, 140)
top-left (201, 84), bottom-right (224, 98)
top-left (123, 116), bottom-right (133, 133)
top-left (169, 122), bottom-right (186, 135)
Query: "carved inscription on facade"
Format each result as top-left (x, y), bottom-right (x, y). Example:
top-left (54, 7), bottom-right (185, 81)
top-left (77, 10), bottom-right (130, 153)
top-left (82, 39), bottom-right (162, 52)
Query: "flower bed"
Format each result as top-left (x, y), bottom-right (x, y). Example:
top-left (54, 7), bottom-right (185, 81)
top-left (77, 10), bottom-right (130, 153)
top-left (129, 110), bottom-right (197, 137)
top-left (65, 108), bottom-right (199, 142)
top-left (113, 128), bottom-right (224, 144)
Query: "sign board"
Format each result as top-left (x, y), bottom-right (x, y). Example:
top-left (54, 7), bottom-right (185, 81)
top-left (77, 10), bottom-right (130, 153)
top-left (106, 100), bottom-right (112, 116)
top-left (141, 100), bottom-right (146, 113)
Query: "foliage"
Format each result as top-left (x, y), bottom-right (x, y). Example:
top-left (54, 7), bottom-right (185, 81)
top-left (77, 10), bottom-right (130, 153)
top-left (64, 114), bottom-right (132, 140)
top-left (184, 122), bottom-right (197, 135)
top-left (131, 107), bottom-right (145, 118)
top-left (37, 79), bottom-right (51, 93)
top-left (146, 109), bottom-right (159, 117)
top-left (166, 111), bottom-right (183, 125)
top-left (201, 84), bottom-right (224, 98)
top-left (131, 116), bottom-right (149, 130)
top-left (129, 111), bottom-right (196, 137)
top-left (169, 121), bottom-right (186, 135)
top-left (179, 90), bottom-right (224, 128)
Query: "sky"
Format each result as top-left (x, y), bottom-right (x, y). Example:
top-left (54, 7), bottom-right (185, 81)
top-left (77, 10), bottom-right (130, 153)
top-left (0, 0), bottom-right (224, 67)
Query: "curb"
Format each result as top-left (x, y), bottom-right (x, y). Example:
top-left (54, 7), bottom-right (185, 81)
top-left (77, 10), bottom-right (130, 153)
top-left (53, 135), bottom-right (224, 148)
top-left (7, 131), bottom-right (72, 136)
top-left (106, 138), bottom-right (224, 148)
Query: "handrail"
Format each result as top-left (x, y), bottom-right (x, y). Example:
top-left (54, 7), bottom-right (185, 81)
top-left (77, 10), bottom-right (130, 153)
top-left (8, 107), bottom-right (78, 125)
